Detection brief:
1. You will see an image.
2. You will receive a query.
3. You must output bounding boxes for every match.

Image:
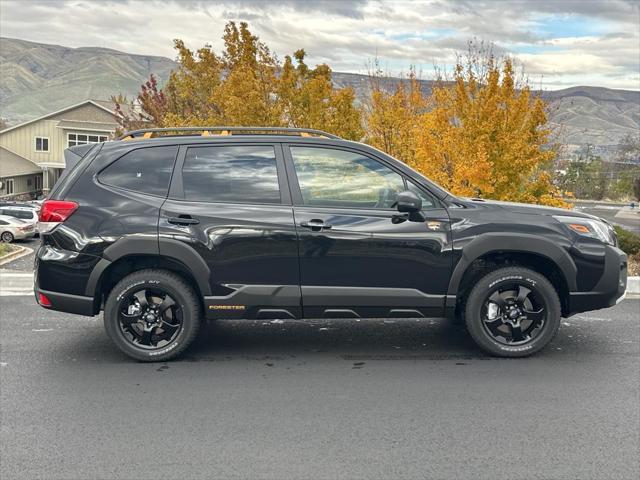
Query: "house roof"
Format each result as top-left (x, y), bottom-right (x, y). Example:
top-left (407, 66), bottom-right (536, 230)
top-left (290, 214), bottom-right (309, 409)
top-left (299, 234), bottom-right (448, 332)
top-left (0, 99), bottom-right (120, 135)
top-left (0, 147), bottom-right (42, 178)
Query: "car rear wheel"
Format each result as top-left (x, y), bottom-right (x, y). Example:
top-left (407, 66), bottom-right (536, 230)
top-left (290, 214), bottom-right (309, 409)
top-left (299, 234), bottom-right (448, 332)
top-left (104, 269), bottom-right (201, 362)
top-left (1, 232), bottom-right (14, 243)
top-left (464, 267), bottom-right (561, 357)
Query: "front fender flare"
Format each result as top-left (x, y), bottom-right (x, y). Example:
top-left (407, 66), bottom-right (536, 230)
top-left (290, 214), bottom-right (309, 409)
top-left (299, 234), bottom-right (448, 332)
top-left (446, 232), bottom-right (577, 296)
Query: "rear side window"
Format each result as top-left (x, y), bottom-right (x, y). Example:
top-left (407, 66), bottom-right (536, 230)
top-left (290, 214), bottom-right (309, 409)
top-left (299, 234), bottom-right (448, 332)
top-left (0, 209), bottom-right (34, 220)
top-left (182, 145), bottom-right (280, 204)
top-left (99, 146), bottom-right (177, 196)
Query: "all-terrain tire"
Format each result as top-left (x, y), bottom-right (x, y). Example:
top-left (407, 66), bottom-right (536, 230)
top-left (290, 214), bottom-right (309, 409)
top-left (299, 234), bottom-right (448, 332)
top-left (104, 269), bottom-right (201, 362)
top-left (464, 267), bottom-right (561, 357)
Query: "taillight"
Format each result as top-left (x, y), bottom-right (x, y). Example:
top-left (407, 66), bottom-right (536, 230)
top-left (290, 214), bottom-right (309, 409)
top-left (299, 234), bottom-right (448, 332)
top-left (38, 200), bottom-right (78, 233)
top-left (38, 292), bottom-right (52, 307)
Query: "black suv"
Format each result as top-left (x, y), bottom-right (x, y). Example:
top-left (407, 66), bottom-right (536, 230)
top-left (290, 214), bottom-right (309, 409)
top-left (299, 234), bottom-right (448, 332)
top-left (35, 127), bottom-right (627, 361)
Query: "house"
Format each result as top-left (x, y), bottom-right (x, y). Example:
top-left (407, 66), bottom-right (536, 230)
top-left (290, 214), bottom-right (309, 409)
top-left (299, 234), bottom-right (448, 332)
top-left (0, 100), bottom-right (125, 199)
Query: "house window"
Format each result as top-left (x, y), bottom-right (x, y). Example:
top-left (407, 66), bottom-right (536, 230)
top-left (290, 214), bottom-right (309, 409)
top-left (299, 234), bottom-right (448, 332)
top-left (68, 133), bottom-right (108, 147)
top-left (35, 175), bottom-right (42, 190)
top-left (35, 137), bottom-right (49, 152)
top-left (5, 179), bottom-right (14, 195)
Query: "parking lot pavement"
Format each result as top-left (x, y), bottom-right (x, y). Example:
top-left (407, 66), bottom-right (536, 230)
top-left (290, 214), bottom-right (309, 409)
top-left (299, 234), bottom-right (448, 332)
top-left (573, 201), bottom-right (640, 233)
top-left (1, 296), bottom-right (638, 480)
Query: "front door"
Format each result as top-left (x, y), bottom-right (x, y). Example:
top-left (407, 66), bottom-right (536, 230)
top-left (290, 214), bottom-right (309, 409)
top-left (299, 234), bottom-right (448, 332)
top-left (284, 144), bottom-right (452, 318)
top-left (159, 143), bottom-right (301, 320)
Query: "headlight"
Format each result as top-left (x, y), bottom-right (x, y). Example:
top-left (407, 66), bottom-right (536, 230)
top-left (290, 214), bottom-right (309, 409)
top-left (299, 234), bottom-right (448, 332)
top-left (553, 215), bottom-right (616, 245)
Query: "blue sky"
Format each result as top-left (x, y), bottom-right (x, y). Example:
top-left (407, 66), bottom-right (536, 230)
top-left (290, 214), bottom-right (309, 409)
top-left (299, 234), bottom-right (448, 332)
top-left (0, 0), bottom-right (638, 90)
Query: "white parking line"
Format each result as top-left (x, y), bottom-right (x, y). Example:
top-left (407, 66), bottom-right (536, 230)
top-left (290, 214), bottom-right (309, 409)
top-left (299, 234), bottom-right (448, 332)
top-left (0, 272), bottom-right (34, 296)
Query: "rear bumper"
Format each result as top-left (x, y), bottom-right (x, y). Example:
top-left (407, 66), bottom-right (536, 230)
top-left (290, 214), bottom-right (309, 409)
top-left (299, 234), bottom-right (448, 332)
top-left (34, 244), bottom-right (101, 316)
top-left (35, 288), bottom-right (96, 316)
top-left (567, 245), bottom-right (627, 316)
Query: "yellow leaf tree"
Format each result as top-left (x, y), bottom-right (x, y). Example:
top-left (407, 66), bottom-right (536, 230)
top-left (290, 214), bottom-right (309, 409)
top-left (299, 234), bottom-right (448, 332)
top-left (363, 66), bottom-right (426, 167)
top-left (116, 22), bottom-right (361, 139)
top-left (363, 49), bottom-right (567, 207)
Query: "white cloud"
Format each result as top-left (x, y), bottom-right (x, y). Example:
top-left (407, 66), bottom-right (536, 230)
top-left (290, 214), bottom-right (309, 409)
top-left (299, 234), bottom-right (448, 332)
top-left (0, 0), bottom-right (638, 90)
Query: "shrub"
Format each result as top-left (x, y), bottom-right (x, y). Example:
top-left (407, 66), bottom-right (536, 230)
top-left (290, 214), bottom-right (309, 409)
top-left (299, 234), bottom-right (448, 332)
top-left (614, 226), bottom-right (640, 256)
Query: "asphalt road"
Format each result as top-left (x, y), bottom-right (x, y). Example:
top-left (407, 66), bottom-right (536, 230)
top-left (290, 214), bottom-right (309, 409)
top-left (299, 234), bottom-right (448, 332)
top-left (1, 296), bottom-right (638, 480)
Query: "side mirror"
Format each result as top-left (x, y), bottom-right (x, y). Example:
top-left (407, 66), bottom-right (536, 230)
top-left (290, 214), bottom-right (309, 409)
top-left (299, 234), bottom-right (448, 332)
top-left (393, 190), bottom-right (425, 223)
top-left (396, 190), bottom-right (422, 213)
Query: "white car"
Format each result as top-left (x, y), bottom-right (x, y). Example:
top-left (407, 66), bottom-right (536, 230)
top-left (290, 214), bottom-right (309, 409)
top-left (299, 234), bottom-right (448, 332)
top-left (0, 205), bottom-right (40, 235)
top-left (0, 214), bottom-right (36, 242)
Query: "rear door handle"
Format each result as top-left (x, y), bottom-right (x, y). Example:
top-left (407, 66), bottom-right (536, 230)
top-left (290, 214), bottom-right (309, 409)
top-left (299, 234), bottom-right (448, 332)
top-left (167, 216), bottom-right (200, 226)
top-left (300, 219), bottom-right (332, 231)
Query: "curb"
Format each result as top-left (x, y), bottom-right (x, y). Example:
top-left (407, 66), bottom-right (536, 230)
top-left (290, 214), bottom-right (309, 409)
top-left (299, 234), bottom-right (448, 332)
top-left (627, 277), bottom-right (640, 295)
top-left (0, 246), bottom-right (33, 266)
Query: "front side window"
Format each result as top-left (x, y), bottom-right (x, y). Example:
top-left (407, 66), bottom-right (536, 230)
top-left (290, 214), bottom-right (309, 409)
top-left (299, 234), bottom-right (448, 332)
top-left (68, 133), bottom-right (109, 147)
top-left (182, 145), bottom-right (281, 204)
top-left (35, 137), bottom-right (49, 152)
top-left (290, 147), bottom-right (405, 209)
top-left (98, 146), bottom-right (177, 196)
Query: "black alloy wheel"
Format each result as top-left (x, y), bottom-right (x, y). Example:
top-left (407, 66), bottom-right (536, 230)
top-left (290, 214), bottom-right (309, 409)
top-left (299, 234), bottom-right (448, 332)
top-left (118, 288), bottom-right (183, 349)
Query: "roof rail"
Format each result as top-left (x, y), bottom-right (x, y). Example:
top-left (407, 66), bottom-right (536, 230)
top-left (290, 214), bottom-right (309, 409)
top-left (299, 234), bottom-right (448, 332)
top-left (119, 126), bottom-right (341, 140)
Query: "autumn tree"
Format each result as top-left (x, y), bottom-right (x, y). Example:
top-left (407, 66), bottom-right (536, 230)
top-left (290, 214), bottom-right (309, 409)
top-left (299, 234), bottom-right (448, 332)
top-left (364, 45), bottom-right (567, 207)
top-left (363, 64), bottom-right (426, 166)
top-left (116, 22), bottom-right (361, 139)
top-left (278, 49), bottom-right (362, 139)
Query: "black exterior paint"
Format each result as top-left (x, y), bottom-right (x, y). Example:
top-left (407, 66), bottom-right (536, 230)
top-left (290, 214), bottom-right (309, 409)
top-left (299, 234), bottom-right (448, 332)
top-left (35, 135), bottom-right (627, 320)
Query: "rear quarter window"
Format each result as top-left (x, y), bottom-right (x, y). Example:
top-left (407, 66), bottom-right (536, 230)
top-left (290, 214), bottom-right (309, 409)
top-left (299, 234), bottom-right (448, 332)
top-left (98, 146), bottom-right (178, 197)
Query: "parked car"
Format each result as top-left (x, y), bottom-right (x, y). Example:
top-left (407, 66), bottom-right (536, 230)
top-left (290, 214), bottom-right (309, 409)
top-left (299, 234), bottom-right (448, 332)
top-left (34, 127), bottom-right (627, 361)
top-left (0, 205), bottom-right (39, 235)
top-left (0, 214), bottom-right (36, 242)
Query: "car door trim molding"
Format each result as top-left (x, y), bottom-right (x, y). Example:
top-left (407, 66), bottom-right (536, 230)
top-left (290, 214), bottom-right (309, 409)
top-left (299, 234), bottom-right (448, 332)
top-left (301, 286), bottom-right (446, 307)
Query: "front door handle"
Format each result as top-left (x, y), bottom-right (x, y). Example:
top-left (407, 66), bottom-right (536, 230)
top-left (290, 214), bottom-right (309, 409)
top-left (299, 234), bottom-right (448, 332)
top-left (168, 216), bottom-right (200, 226)
top-left (300, 219), bottom-right (332, 231)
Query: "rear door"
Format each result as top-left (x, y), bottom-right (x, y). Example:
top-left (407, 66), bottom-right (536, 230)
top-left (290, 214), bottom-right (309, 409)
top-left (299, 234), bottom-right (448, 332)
top-left (284, 144), bottom-right (452, 319)
top-left (159, 142), bottom-right (301, 320)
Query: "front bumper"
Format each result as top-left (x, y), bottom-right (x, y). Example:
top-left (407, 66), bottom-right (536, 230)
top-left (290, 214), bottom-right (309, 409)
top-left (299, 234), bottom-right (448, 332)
top-left (567, 245), bottom-right (627, 316)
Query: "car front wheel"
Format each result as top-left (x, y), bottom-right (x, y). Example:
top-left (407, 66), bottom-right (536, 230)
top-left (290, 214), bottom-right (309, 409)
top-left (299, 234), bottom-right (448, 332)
top-left (464, 267), bottom-right (561, 357)
top-left (104, 269), bottom-right (201, 362)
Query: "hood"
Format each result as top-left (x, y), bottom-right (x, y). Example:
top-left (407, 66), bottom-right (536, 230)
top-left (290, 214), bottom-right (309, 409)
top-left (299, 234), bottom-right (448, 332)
top-left (462, 198), bottom-right (599, 220)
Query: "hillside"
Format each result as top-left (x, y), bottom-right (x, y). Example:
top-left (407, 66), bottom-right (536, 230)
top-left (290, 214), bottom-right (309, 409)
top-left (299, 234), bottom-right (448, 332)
top-left (0, 37), bottom-right (175, 122)
top-left (1, 37), bottom-right (638, 158)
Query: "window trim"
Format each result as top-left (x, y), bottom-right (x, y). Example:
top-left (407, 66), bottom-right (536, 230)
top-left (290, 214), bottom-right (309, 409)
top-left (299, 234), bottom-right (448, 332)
top-left (95, 145), bottom-right (179, 199)
top-left (283, 143), bottom-right (439, 211)
top-left (168, 142), bottom-right (292, 206)
top-left (67, 132), bottom-right (108, 148)
top-left (34, 136), bottom-right (50, 152)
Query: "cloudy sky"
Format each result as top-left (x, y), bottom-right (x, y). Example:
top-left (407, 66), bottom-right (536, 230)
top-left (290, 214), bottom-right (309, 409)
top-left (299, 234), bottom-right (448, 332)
top-left (1, 0), bottom-right (639, 90)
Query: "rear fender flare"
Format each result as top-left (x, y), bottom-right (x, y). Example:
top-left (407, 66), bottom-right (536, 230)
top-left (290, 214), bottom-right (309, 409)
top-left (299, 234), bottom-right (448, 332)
top-left (86, 236), bottom-right (212, 297)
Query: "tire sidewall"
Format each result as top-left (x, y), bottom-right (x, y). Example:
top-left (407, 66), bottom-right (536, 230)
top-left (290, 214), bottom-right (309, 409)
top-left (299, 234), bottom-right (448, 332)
top-left (465, 269), bottom-right (561, 357)
top-left (1, 232), bottom-right (14, 243)
top-left (104, 274), bottom-right (196, 361)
